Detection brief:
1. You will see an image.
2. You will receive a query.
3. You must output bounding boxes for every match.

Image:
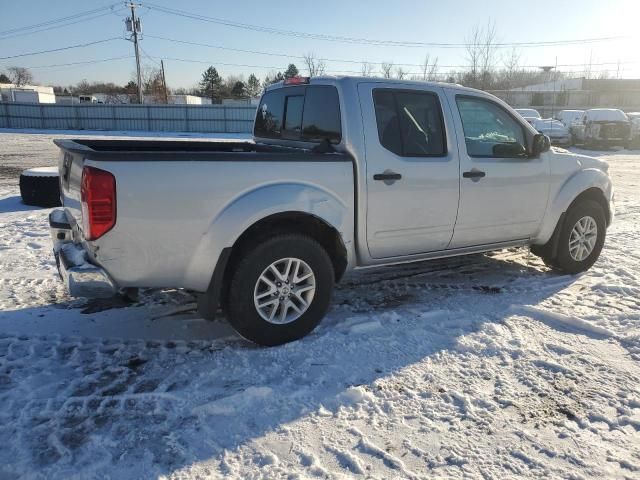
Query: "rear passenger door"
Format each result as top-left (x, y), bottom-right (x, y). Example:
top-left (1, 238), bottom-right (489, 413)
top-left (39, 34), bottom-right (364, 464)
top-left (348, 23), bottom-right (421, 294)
top-left (358, 83), bottom-right (460, 258)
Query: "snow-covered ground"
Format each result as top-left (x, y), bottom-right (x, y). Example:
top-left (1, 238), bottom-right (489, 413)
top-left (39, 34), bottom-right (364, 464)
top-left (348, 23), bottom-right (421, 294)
top-left (0, 131), bottom-right (639, 479)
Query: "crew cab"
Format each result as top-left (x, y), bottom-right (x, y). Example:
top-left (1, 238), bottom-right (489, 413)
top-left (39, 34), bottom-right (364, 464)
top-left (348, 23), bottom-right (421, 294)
top-left (50, 76), bottom-right (614, 346)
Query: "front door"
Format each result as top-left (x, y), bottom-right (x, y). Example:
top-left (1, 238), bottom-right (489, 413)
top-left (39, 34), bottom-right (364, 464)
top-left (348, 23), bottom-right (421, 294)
top-left (359, 83), bottom-right (460, 258)
top-left (446, 92), bottom-right (549, 249)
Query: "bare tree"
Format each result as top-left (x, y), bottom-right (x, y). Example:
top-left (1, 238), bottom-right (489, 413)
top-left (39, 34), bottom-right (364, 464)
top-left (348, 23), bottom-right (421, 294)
top-left (381, 62), bottom-right (394, 79)
top-left (7, 67), bottom-right (33, 86)
top-left (361, 61), bottom-right (374, 77)
top-left (141, 67), bottom-right (167, 103)
top-left (395, 67), bottom-right (407, 79)
top-left (501, 47), bottom-right (521, 93)
top-left (421, 54), bottom-right (439, 81)
top-left (303, 53), bottom-right (326, 77)
top-left (465, 21), bottom-right (497, 89)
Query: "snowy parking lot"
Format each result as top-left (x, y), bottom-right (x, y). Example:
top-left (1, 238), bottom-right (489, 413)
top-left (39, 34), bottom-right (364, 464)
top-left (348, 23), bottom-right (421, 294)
top-left (1, 130), bottom-right (639, 479)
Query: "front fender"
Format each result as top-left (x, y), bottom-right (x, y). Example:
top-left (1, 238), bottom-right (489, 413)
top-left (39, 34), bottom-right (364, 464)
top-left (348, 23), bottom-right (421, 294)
top-left (185, 181), bottom-right (353, 291)
top-left (533, 168), bottom-right (613, 245)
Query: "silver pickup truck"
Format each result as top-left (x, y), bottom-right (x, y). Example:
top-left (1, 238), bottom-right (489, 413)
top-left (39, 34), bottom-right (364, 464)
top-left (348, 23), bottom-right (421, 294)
top-left (51, 76), bottom-right (614, 346)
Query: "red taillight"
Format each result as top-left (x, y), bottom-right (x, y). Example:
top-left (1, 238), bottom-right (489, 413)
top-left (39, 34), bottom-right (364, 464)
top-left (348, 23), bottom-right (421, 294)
top-left (81, 166), bottom-right (116, 240)
top-left (283, 76), bottom-right (310, 85)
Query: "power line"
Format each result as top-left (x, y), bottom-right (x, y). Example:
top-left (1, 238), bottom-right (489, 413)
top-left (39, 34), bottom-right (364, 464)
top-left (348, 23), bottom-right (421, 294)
top-left (146, 34), bottom-right (640, 70)
top-left (139, 51), bottom-right (634, 77)
top-left (0, 3), bottom-right (119, 36)
top-left (145, 3), bottom-right (625, 49)
top-left (0, 9), bottom-right (126, 41)
top-left (16, 56), bottom-right (134, 69)
top-left (138, 44), bottom-right (162, 67)
top-left (0, 38), bottom-right (123, 60)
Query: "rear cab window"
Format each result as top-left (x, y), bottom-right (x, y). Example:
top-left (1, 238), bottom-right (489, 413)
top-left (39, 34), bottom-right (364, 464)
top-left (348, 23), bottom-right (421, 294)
top-left (254, 85), bottom-right (342, 144)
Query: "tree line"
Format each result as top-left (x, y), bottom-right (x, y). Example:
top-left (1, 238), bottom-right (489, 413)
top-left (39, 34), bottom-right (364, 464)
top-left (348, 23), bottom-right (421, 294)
top-left (1, 24), bottom-right (611, 102)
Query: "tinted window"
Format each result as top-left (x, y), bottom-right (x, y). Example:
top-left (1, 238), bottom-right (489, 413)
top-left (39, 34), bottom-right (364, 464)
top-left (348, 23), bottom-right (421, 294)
top-left (456, 96), bottom-right (526, 157)
top-left (373, 90), bottom-right (402, 155)
top-left (254, 85), bottom-right (341, 144)
top-left (283, 95), bottom-right (304, 137)
top-left (373, 89), bottom-right (446, 157)
top-left (254, 89), bottom-right (285, 139)
top-left (301, 86), bottom-right (342, 144)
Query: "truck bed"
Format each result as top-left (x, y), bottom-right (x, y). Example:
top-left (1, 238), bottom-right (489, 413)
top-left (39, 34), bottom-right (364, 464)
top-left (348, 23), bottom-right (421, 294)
top-left (54, 137), bottom-right (355, 293)
top-left (53, 139), bottom-right (349, 162)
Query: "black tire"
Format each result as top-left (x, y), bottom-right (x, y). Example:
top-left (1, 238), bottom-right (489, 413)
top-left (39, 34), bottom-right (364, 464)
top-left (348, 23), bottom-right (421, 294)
top-left (540, 200), bottom-right (606, 274)
top-left (19, 171), bottom-right (61, 207)
top-left (226, 234), bottom-right (334, 346)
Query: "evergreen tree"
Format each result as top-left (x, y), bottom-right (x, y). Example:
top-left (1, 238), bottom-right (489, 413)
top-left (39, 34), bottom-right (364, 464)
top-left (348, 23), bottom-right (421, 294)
top-left (199, 66), bottom-right (222, 102)
top-left (264, 72), bottom-right (285, 86)
top-left (246, 74), bottom-right (261, 97)
top-left (284, 63), bottom-right (299, 78)
top-left (0, 73), bottom-right (10, 84)
top-left (231, 81), bottom-right (247, 98)
top-left (124, 81), bottom-right (138, 94)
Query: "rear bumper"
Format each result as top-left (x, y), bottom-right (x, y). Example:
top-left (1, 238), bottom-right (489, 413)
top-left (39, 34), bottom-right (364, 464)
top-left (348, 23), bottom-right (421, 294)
top-left (50, 209), bottom-right (117, 298)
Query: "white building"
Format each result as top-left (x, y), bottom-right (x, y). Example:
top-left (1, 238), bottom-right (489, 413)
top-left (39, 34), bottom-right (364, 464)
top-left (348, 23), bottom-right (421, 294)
top-left (143, 94), bottom-right (212, 105)
top-left (0, 83), bottom-right (56, 103)
top-left (222, 97), bottom-right (260, 107)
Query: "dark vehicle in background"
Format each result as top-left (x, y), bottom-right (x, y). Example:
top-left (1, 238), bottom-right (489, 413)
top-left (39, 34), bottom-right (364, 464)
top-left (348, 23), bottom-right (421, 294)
top-left (533, 118), bottom-right (571, 146)
top-left (571, 109), bottom-right (631, 148)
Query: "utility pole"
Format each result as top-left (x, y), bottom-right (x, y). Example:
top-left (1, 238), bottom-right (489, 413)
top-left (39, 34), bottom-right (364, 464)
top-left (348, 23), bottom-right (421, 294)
top-left (161, 59), bottom-right (168, 104)
top-left (125, 2), bottom-right (144, 104)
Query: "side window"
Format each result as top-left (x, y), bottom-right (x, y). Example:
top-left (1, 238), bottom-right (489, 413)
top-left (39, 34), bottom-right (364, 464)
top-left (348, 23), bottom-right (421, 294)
top-left (254, 85), bottom-right (342, 144)
top-left (373, 90), bottom-right (402, 155)
top-left (456, 96), bottom-right (526, 157)
top-left (254, 89), bottom-right (286, 139)
top-left (302, 86), bottom-right (342, 144)
top-left (373, 89), bottom-right (446, 157)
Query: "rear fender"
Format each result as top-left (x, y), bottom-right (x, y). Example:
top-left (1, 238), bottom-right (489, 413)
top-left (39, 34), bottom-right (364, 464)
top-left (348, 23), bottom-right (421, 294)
top-left (185, 182), bottom-right (352, 291)
top-left (533, 168), bottom-right (613, 245)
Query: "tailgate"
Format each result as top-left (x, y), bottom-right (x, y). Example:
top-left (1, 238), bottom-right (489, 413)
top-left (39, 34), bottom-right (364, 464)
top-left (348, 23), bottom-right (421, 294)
top-left (55, 140), bottom-right (88, 228)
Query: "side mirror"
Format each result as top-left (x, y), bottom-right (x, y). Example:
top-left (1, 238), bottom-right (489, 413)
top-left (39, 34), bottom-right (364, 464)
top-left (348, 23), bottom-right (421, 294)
top-left (492, 142), bottom-right (527, 157)
top-left (532, 133), bottom-right (551, 156)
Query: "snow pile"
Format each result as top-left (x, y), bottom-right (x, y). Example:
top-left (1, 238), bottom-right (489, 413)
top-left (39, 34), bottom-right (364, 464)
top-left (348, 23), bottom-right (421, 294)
top-left (0, 132), bottom-right (639, 478)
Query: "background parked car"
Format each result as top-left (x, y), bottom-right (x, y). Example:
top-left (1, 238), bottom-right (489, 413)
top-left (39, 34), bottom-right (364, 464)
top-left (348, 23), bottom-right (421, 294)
top-left (533, 118), bottom-right (572, 146)
top-left (571, 108), bottom-right (631, 148)
top-left (515, 108), bottom-right (541, 126)
top-left (555, 110), bottom-right (584, 128)
top-left (627, 112), bottom-right (640, 148)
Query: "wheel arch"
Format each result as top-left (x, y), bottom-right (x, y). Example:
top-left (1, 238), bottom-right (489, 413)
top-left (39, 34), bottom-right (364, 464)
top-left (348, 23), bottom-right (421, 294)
top-left (533, 168), bottom-right (613, 246)
top-left (197, 210), bottom-right (349, 320)
top-left (227, 210), bottom-right (348, 282)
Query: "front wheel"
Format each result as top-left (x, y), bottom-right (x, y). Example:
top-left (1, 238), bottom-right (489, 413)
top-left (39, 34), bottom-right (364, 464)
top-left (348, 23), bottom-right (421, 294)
top-left (540, 200), bottom-right (606, 274)
top-left (226, 234), bottom-right (335, 346)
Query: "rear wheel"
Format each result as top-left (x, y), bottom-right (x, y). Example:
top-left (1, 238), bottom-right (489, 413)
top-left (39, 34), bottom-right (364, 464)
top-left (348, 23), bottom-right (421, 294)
top-left (226, 234), bottom-right (334, 346)
top-left (534, 200), bottom-right (606, 274)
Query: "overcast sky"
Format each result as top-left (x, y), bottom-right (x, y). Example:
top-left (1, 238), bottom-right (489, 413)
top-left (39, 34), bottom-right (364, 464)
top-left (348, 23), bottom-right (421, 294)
top-left (1, 0), bottom-right (638, 88)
